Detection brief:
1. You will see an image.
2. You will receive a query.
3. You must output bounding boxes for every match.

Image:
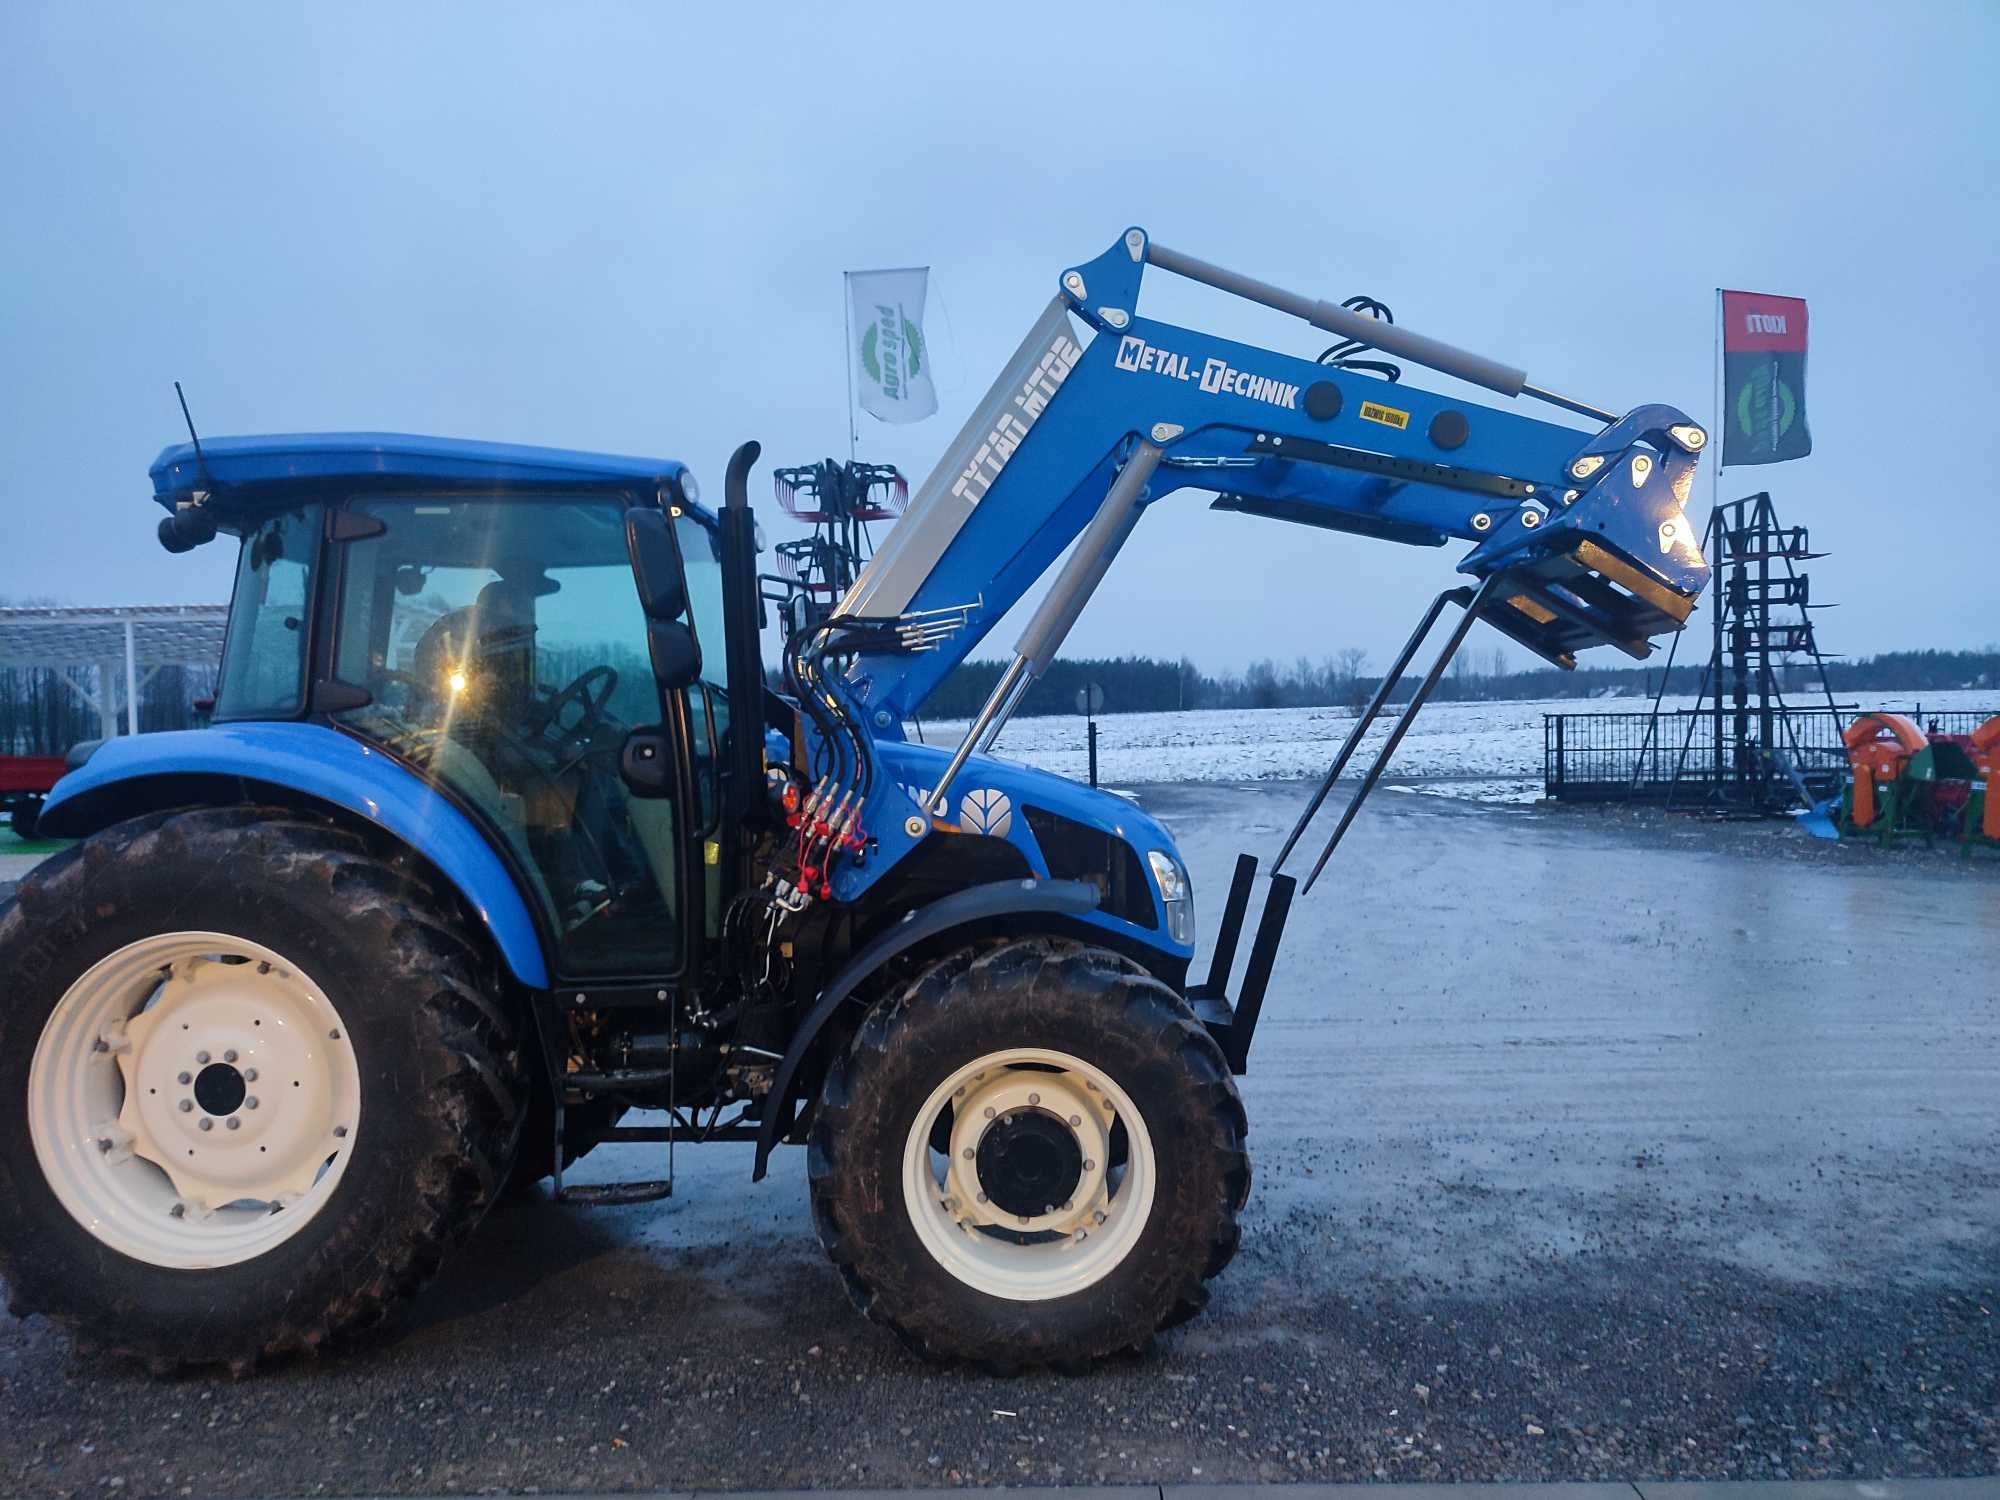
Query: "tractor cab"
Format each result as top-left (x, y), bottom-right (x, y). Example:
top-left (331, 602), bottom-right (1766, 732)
top-left (151, 433), bottom-right (728, 981)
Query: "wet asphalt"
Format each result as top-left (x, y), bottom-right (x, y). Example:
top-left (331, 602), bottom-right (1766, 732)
top-left (2, 784), bottom-right (1996, 1497)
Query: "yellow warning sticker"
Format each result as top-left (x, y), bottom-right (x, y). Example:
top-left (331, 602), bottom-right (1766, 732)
top-left (1359, 400), bottom-right (1411, 430)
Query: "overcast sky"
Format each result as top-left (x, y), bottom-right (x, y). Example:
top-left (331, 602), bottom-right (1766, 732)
top-left (3, 3), bottom-right (1993, 673)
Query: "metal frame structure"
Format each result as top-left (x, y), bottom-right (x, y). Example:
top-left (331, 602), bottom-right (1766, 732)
top-left (1662, 493), bottom-right (1840, 810)
top-left (1543, 492), bottom-right (1843, 808)
top-left (0, 605), bottom-right (226, 746)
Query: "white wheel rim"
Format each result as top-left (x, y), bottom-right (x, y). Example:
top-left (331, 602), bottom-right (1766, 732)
top-left (27, 931), bottom-right (362, 1270)
top-left (901, 1046), bottom-right (1155, 1302)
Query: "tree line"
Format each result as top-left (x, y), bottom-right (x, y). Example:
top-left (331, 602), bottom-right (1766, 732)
top-left (3, 643), bottom-right (1992, 756)
top-left (918, 645), bottom-right (2000, 720)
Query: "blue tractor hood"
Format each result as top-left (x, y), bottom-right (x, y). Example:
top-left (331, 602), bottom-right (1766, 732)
top-left (871, 738), bottom-right (1192, 962)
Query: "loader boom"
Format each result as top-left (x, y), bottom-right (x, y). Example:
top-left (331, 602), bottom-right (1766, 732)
top-left (794, 227), bottom-right (1710, 905)
top-left (839, 229), bottom-right (1706, 716)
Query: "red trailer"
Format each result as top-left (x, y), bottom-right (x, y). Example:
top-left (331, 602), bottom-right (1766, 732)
top-left (0, 755), bottom-right (68, 839)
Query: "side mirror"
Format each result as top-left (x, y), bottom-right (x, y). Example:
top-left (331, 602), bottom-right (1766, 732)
top-left (625, 508), bottom-right (689, 621)
top-left (648, 618), bottom-right (702, 691)
top-left (619, 728), bottom-right (675, 796)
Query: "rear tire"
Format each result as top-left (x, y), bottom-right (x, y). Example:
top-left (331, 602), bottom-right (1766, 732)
top-left (0, 807), bottom-right (526, 1371)
top-left (808, 937), bottom-right (1248, 1369)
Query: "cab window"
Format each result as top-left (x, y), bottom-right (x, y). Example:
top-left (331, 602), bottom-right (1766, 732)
top-left (215, 505), bottom-right (320, 719)
top-left (674, 512), bottom-right (729, 834)
top-left (331, 495), bottom-right (684, 978)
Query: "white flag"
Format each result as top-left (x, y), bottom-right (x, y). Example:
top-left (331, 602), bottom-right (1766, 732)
top-left (849, 267), bottom-right (938, 424)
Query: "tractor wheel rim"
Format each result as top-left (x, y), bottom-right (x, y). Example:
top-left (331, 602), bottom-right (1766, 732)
top-left (901, 1047), bottom-right (1155, 1302)
top-left (27, 931), bottom-right (361, 1270)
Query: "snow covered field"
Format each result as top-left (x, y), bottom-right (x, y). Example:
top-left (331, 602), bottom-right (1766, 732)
top-left (918, 688), bottom-right (1999, 802)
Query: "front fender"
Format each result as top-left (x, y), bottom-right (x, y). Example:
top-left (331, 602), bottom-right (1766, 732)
top-left (40, 723), bottom-right (549, 988)
top-left (751, 876), bottom-right (1101, 1179)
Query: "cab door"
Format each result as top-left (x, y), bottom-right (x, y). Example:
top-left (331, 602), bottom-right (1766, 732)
top-left (328, 493), bottom-right (698, 981)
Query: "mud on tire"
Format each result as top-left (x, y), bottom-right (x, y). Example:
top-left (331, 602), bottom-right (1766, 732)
top-left (0, 807), bottom-right (526, 1372)
top-left (808, 937), bottom-right (1249, 1369)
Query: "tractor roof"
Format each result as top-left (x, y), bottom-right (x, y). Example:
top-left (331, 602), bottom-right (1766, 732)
top-left (149, 432), bottom-right (704, 526)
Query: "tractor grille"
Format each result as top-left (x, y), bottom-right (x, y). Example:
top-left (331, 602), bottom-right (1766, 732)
top-left (1021, 806), bottom-right (1155, 930)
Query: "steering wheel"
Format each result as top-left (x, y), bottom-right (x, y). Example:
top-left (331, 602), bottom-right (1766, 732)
top-left (533, 665), bottom-right (619, 755)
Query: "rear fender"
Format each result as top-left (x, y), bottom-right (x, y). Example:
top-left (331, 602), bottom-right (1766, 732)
top-left (38, 723), bottom-right (550, 987)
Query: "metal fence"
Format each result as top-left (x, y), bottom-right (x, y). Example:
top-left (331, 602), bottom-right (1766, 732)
top-left (1543, 706), bottom-right (1999, 803)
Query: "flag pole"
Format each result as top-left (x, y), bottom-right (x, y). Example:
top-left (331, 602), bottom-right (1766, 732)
top-left (841, 271), bottom-right (858, 464)
top-left (1710, 288), bottom-right (1723, 512)
top-left (1710, 288), bottom-right (1725, 788)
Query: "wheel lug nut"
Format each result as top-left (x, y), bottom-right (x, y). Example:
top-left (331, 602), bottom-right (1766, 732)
top-left (198, 1118), bottom-right (213, 1132)
top-left (226, 1118), bottom-right (241, 1130)
top-left (196, 1051), bottom-right (211, 1064)
top-left (223, 1049), bottom-right (238, 1063)
top-left (177, 1100), bottom-right (193, 1113)
top-left (961, 1147), bottom-right (974, 1160)
top-left (1018, 1215), bottom-right (1030, 1226)
top-left (1083, 1159), bottom-right (1096, 1172)
top-left (1069, 1114), bottom-right (1081, 1126)
top-left (976, 1192), bottom-right (988, 1204)
top-left (1028, 1092), bottom-right (1040, 1105)
top-left (177, 1071), bottom-right (191, 1085)
top-left (243, 1068), bottom-right (258, 1082)
top-left (245, 1096), bottom-right (259, 1110)
top-left (983, 1107), bottom-right (996, 1120)
top-left (333, 1125), bottom-right (348, 1138)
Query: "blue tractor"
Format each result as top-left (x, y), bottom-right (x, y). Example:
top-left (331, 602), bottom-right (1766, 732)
top-left (0, 230), bottom-right (1708, 1372)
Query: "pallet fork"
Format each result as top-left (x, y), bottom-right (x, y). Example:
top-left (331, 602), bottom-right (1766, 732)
top-left (1195, 577), bottom-right (1503, 1067)
top-left (1203, 541), bottom-right (1702, 1064)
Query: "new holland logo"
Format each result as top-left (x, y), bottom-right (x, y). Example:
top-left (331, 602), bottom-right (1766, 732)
top-left (958, 788), bottom-right (1013, 837)
top-left (1113, 334), bottom-right (1298, 410)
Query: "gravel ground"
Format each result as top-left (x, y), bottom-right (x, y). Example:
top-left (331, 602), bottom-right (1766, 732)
top-left (2, 785), bottom-right (1996, 1497)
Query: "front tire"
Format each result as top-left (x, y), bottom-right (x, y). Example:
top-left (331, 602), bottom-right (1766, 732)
top-left (0, 808), bottom-right (526, 1371)
top-left (809, 938), bottom-right (1249, 1369)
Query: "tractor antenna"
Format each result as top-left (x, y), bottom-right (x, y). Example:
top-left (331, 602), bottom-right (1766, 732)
top-left (172, 382), bottom-right (215, 488)
top-left (174, 381), bottom-right (211, 480)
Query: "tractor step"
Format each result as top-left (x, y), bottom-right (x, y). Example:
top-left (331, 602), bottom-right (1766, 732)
top-left (549, 1093), bottom-right (676, 1206)
top-left (556, 1178), bottom-right (674, 1207)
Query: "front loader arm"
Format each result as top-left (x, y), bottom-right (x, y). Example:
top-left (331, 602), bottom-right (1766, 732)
top-left (789, 227), bottom-right (1708, 905)
top-left (838, 227), bottom-right (1708, 727)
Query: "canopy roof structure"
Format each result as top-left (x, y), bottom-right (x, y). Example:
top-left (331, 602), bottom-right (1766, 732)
top-left (150, 432), bottom-right (705, 529)
top-left (0, 605), bottom-right (227, 741)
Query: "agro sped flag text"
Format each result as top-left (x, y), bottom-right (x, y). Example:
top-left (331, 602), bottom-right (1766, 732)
top-left (1720, 290), bottom-right (1812, 466)
top-left (849, 268), bottom-right (937, 425)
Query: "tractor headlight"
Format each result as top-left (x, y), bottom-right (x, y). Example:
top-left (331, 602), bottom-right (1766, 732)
top-left (678, 470), bottom-right (701, 506)
top-left (1147, 849), bottom-right (1195, 946)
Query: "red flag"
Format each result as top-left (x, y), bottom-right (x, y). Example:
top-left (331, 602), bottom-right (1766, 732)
top-left (1720, 291), bottom-right (1811, 465)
